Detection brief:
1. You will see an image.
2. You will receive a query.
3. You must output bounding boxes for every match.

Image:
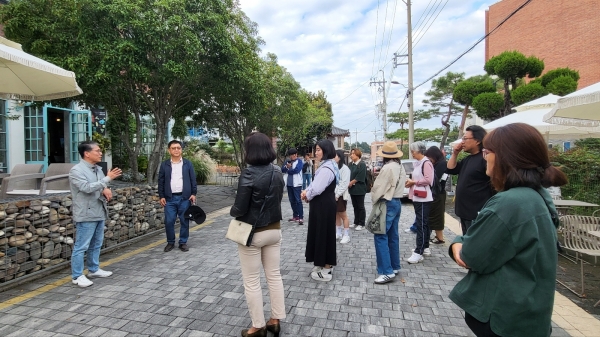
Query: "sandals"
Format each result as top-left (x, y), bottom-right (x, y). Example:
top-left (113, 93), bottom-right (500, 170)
top-left (430, 237), bottom-right (445, 244)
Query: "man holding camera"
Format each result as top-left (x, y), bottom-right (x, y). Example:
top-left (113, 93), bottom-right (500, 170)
top-left (282, 148), bottom-right (304, 225)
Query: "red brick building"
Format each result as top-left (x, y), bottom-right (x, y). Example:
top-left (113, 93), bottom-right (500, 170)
top-left (485, 0), bottom-right (600, 88)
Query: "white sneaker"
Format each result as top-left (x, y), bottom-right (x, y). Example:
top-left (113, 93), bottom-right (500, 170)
top-left (311, 268), bottom-right (332, 282)
top-left (355, 225), bottom-right (364, 231)
top-left (393, 269), bottom-right (400, 274)
top-left (311, 266), bottom-right (322, 273)
top-left (72, 275), bottom-right (93, 287)
top-left (336, 232), bottom-right (342, 240)
top-left (413, 248), bottom-right (431, 256)
top-left (340, 235), bottom-right (350, 244)
top-left (88, 268), bottom-right (113, 278)
top-left (407, 252), bottom-right (424, 264)
top-left (349, 223), bottom-right (356, 228)
top-left (374, 274), bottom-right (395, 284)
top-left (404, 228), bottom-right (415, 234)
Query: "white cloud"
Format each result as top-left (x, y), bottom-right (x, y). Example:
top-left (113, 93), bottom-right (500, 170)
top-left (238, 0), bottom-right (498, 144)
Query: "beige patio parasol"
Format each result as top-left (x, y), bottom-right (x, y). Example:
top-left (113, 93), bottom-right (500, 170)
top-left (0, 36), bottom-right (83, 101)
top-left (484, 94), bottom-right (600, 140)
top-left (543, 81), bottom-right (600, 127)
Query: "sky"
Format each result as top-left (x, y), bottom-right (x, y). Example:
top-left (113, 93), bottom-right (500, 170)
top-left (238, 0), bottom-right (500, 144)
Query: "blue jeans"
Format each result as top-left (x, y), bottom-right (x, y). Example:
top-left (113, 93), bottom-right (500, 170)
top-left (164, 195), bottom-right (191, 245)
top-left (71, 220), bottom-right (105, 279)
top-left (374, 198), bottom-right (401, 275)
top-left (414, 202), bottom-right (431, 255)
top-left (409, 221), bottom-right (417, 233)
top-left (302, 173), bottom-right (312, 189)
top-left (287, 186), bottom-right (303, 219)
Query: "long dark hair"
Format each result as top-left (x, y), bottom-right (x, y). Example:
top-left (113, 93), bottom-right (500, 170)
top-left (425, 146), bottom-right (445, 165)
top-left (335, 150), bottom-right (345, 169)
top-left (483, 123), bottom-right (568, 191)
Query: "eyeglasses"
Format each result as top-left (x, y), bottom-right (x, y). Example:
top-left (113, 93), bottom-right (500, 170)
top-left (482, 148), bottom-right (493, 158)
top-left (462, 137), bottom-right (474, 141)
top-left (169, 147), bottom-right (182, 150)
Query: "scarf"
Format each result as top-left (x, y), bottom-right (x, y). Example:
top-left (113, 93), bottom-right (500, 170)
top-left (320, 159), bottom-right (340, 185)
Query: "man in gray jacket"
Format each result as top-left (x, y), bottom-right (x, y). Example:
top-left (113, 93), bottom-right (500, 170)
top-left (69, 141), bottom-right (122, 287)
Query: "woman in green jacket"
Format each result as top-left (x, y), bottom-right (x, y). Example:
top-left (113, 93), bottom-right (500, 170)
top-left (449, 123), bottom-right (567, 337)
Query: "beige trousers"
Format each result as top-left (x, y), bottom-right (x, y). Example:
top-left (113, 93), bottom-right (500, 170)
top-left (237, 229), bottom-right (286, 328)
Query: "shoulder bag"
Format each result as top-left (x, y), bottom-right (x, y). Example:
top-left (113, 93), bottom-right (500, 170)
top-left (226, 166), bottom-right (275, 246)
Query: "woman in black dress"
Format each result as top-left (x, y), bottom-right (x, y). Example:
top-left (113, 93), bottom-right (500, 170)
top-left (301, 139), bottom-right (339, 282)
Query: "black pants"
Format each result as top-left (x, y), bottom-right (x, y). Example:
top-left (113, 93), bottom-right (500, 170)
top-left (460, 218), bottom-right (472, 235)
top-left (350, 194), bottom-right (366, 226)
top-left (413, 202), bottom-right (431, 255)
top-left (465, 313), bottom-right (501, 337)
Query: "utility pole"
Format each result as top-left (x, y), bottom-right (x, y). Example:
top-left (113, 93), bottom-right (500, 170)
top-left (355, 129), bottom-right (359, 149)
top-left (370, 70), bottom-right (387, 140)
top-left (394, 0), bottom-right (414, 158)
top-left (373, 128), bottom-right (378, 142)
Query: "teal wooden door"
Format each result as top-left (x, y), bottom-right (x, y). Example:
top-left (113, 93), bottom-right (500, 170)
top-left (69, 110), bottom-right (92, 163)
top-left (24, 105), bottom-right (48, 170)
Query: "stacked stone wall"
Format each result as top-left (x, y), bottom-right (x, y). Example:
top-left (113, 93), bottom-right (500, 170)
top-left (0, 185), bottom-right (164, 283)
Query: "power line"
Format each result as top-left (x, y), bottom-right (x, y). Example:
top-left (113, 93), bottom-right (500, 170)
top-left (382, 0), bottom-right (398, 72)
top-left (414, 0), bottom-right (535, 89)
top-left (412, 0), bottom-right (448, 48)
top-left (332, 80), bottom-right (369, 106)
top-left (371, 0), bottom-right (382, 77)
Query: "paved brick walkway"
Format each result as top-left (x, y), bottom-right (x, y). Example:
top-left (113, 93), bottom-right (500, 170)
top-left (0, 188), bottom-right (581, 336)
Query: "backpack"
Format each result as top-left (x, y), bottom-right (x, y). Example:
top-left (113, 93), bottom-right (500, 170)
top-left (302, 160), bottom-right (308, 173)
top-left (422, 161), bottom-right (445, 198)
top-left (365, 169), bottom-right (374, 193)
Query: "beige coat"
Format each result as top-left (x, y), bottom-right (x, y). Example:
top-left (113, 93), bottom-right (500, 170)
top-left (371, 161), bottom-right (406, 202)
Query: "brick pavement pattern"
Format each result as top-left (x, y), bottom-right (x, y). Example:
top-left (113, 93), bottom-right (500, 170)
top-left (0, 190), bottom-right (571, 336)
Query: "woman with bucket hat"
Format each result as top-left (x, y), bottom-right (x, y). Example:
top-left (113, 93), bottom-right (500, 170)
top-left (370, 141), bottom-right (406, 284)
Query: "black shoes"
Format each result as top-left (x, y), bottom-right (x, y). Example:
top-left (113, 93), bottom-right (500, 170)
top-left (266, 322), bottom-right (280, 337)
top-left (164, 243), bottom-right (174, 252)
top-left (241, 327), bottom-right (266, 337)
top-left (179, 244), bottom-right (189, 252)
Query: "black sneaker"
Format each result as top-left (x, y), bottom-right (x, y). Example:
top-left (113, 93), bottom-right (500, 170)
top-left (164, 243), bottom-right (174, 252)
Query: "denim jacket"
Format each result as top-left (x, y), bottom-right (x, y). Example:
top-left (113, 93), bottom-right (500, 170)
top-left (69, 161), bottom-right (111, 222)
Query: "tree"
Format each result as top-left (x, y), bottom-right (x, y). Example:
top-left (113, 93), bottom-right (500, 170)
top-left (539, 67), bottom-right (580, 87)
top-left (386, 109), bottom-right (430, 147)
top-left (1, 0), bottom-right (261, 183)
top-left (545, 76), bottom-right (578, 96)
top-left (422, 71), bottom-right (465, 148)
top-left (472, 92), bottom-right (504, 121)
top-left (453, 75), bottom-right (496, 136)
top-left (483, 51), bottom-right (544, 116)
top-left (510, 83), bottom-right (548, 106)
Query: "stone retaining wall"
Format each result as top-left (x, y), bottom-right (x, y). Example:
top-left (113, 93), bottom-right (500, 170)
top-left (0, 185), bottom-right (164, 283)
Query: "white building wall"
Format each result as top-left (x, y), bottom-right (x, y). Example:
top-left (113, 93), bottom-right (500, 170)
top-left (5, 100), bottom-right (26, 172)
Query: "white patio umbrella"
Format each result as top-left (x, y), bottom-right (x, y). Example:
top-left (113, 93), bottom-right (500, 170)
top-left (543, 81), bottom-right (600, 127)
top-left (483, 94), bottom-right (600, 140)
top-left (0, 36), bottom-right (83, 101)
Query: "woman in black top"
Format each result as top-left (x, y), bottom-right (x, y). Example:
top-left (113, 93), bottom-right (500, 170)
top-left (425, 146), bottom-right (448, 243)
top-left (230, 132), bottom-right (285, 337)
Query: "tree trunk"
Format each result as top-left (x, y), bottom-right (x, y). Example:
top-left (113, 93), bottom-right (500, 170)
top-left (458, 105), bottom-right (470, 138)
top-left (503, 80), bottom-right (512, 117)
top-left (147, 122), bottom-right (167, 185)
top-left (440, 99), bottom-right (453, 149)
